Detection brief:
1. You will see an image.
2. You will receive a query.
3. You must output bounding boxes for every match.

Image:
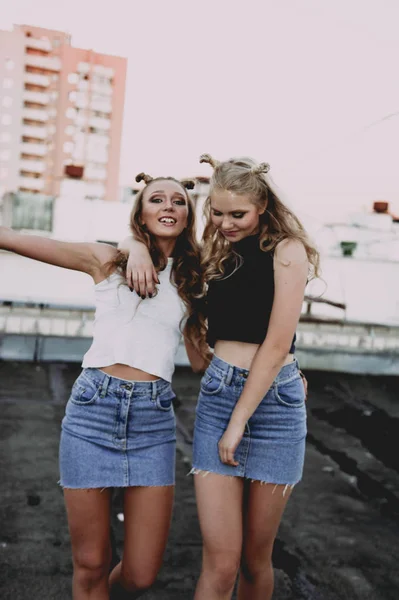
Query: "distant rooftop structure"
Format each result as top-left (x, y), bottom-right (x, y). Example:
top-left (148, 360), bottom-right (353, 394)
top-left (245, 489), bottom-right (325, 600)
top-left (316, 201), bottom-right (399, 261)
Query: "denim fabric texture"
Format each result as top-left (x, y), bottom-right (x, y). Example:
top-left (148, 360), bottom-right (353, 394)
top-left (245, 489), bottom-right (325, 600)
top-left (193, 355), bottom-right (307, 484)
top-left (59, 368), bottom-right (176, 488)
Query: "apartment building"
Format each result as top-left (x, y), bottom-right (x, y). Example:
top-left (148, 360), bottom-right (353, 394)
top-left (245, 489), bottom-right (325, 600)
top-left (0, 24), bottom-right (127, 201)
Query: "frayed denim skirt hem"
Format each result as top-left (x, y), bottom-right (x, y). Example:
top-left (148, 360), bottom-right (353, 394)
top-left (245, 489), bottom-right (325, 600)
top-left (192, 355), bottom-right (307, 486)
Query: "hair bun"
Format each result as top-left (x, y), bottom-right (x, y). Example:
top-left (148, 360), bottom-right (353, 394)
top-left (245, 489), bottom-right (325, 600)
top-left (199, 154), bottom-right (220, 169)
top-left (251, 162), bottom-right (270, 175)
top-left (135, 172), bottom-right (153, 184)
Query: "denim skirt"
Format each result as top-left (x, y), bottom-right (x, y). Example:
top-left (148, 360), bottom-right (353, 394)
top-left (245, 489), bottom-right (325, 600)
top-left (193, 355), bottom-right (307, 485)
top-left (59, 368), bottom-right (176, 488)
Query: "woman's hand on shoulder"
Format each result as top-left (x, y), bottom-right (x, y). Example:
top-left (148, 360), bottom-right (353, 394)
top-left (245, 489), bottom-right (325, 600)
top-left (118, 236), bottom-right (158, 297)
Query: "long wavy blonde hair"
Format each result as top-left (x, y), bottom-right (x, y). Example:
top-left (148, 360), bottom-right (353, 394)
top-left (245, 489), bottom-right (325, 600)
top-left (108, 175), bottom-right (208, 357)
top-left (199, 154), bottom-right (320, 281)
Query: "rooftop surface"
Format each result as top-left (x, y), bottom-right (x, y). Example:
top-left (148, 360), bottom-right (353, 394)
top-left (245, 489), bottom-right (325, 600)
top-left (1, 361), bottom-right (398, 599)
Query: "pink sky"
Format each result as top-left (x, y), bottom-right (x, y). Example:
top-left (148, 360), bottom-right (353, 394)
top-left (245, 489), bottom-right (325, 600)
top-left (1, 0), bottom-right (398, 221)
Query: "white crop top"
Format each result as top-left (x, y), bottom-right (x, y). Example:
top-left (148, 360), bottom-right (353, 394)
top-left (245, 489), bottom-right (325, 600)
top-left (82, 259), bottom-right (186, 382)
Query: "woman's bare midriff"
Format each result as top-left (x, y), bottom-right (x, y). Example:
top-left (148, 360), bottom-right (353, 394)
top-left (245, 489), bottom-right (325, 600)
top-left (214, 340), bottom-right (294, 371)
top-left (99, 364), bottom-right (159, 381)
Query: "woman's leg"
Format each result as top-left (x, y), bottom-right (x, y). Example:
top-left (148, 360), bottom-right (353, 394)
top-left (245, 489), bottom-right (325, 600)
top-left (109, 485), bottom-right (174, 598)
top-left (237, 481), bottom-right (293, 600)
top-left (194, 473), bottom-right (244, 600)
top-left (64, 488), bottom-right (112, 600)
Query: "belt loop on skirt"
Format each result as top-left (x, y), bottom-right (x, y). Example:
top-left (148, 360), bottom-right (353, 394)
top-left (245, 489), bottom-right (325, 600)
top-left (225, 365), bottom-right (234, 386)
top-left (151, 380), bottom-right (158, 400)
top-left (99, 374), bottom-right (110, 398)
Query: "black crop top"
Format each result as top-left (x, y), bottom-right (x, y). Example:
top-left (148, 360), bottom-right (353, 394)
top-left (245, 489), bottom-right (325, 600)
top-left (206, 234), bottom-right (296, 352)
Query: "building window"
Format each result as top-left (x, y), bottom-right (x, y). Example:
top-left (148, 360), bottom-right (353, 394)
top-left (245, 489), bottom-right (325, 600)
top-left (63, 142), bottom-right (74, 153)
top-left (2, 78), bottom-right (13, 89)
top-left (68, 73), bottom-right (79, 85)
top-left (2, 96), bottom-right (13, 108)
top-left (0, 150), bottom-right (11, 160)
top-left (5, 59), bottom-right (14, 70)
top-left (66, 107), bottom-right (76, 119)
top-left (1, 115), bottom-right (12, 125)
top-left (65, 125), bottom-right (75, 136)
top-left (0, 167), bottom-right (8, 179)
top-left (77, 62), bottom-right (90, 73)
top-left (0, 132), bottom-right (11, 142)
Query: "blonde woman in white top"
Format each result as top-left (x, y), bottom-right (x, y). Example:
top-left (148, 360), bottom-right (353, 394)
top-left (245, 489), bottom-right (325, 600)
top-left (0, 174), bottom-right (208, 600)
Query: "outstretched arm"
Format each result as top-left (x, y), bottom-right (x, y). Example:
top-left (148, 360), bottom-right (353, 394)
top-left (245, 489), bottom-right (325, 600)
top-left (118, 236), bottom-right (158, 297)
top-left (218, 238), bottom-right (309, 466)
top-left (0, 226), bottom-right (116, 282)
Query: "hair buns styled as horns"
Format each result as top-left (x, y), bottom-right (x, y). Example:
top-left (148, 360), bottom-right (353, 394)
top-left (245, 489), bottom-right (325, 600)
top-left (135, 172), bottom-right (154, 184)
top-left (250, 162), bottom-right (270, 175)
top-left (199, 154), bottom-right (220, 169)
top-left (180, 179), bottom-right (196, 190)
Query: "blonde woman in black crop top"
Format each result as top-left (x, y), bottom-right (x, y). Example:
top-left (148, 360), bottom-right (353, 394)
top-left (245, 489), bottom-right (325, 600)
top-left (124, 155), bottom-right (320, 600)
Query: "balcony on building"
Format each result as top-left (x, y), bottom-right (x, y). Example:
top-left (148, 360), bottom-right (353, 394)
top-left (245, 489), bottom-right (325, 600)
top-left (24, 72), bottom-right (50, 88)
top-left (89, 116), bottom-right (111, 131)
top-left (90, 82), bottom-right (113, 96)
top-left (88, 131), bottom-right (110, 145)
top-left (22, 108), bottom-right (49, 122)
top-left (23, 90), bottom-right (50, 105)
top-left (90, 98), bottom-right (112, 114)
top-left (77, 80), bottom-right (89, 92)
top-left (21, 125), bottom-right (47, 140)
top-left (25, 37), bottom-right (52, 53)
top-left (20, 142), bottom-right (47, 157)
top-left (93, 64), bottom-right (114, 79)
top-left (85, 166), bottom-right (107, 181)
top-left (20, 159), bottom-right (46, 174)
top-left (24, 54), bottom-right (61, 72)
top-left (19, 175), bottom-right (45, 191)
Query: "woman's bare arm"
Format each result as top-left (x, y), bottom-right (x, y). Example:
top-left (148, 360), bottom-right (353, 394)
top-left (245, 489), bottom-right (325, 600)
top-left (0, 226), bottom-right (117, 282)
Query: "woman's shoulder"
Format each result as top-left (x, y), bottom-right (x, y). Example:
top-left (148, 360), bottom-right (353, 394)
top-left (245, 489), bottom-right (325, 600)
top-left (274, 238), bottom-right (308, 267)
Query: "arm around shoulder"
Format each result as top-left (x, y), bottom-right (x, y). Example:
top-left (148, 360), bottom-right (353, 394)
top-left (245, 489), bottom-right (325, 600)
top-left (118, 235), bottom-right (158, 295)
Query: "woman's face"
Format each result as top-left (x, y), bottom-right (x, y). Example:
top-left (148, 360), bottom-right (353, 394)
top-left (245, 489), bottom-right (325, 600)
top-left (209, 189), bottom-right (265, 242)
top-left (140, 180), bottom-right (189, 239)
